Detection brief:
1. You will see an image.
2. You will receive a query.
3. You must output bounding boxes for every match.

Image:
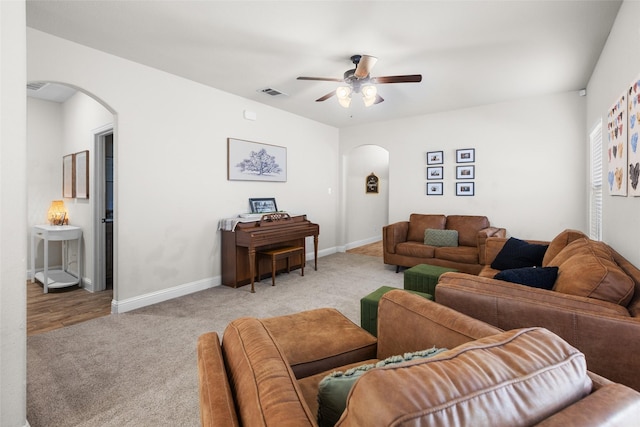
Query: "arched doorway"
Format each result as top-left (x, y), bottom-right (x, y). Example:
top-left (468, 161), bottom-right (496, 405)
top-left (344, 145), bottom-right (390, 249)
top-left (27, 81), bottom-right (117, 330)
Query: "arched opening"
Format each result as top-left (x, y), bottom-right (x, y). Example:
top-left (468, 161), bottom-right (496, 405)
top-left (27, 81), bottom-right (117, 333)
top-left (344, 145), bottom-right (390, 249)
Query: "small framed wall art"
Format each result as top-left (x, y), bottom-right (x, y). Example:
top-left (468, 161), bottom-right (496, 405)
top-left (427, 166), bottom-right (443, 180)
top-left (456, 182), bottom-right (475, 196)
top-left (75, 150), bottom-right (89, 199)
top-left (456, 165), bottom-right (475, 179)
top-left (62, 154), bottom-right (75, 198)
top-left (456, 148), bottom-right (475, 163)
top-left (427, 182), bottom-right (443, 195)
top-left (366, 173), bottom-right (379, 193)
top-left (426, 151), bottom-right (443, 165)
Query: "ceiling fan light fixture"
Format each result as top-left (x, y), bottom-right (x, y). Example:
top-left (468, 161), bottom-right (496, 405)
top-left (362, 85), bottom-right (377, 107)
top-left (336, 86), bottom-right (352, 108)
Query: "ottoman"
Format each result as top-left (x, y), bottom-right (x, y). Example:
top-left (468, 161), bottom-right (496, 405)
top-left (261, 307), bottom-right (377, 379)
top-left (360, 286), bottom-right (433, 337)
top-left (404, 264), bottom-right (459, 297)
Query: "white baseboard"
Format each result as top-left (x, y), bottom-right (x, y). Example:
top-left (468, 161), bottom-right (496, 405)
top-left (109, 248), bottom-right (339, 313)
top-left (112, 276), bottom-right (220, 313)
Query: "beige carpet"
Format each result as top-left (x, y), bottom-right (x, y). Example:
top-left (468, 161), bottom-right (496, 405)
top-left (27, 251), bottom-right (402, 427)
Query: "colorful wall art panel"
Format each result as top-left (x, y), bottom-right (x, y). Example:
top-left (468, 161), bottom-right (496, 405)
top-left (607, 93), bottom-right (627, 196)
top-left (628, 74), bottom-right (640, 196)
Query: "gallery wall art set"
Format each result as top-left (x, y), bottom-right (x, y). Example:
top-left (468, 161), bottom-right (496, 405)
top-left (607, 73), bottom-right (640, 197)
top-left (426, 148), bottom-right (475, 196)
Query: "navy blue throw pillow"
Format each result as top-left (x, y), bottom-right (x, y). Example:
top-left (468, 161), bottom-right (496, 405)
top-left (490, 237), bottom-right (548, 270)
top-left (494, 266), bottom-right (558, 290)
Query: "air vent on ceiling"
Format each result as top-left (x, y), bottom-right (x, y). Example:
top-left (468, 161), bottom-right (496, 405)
top-left (257, 87), bottom-right (287, 97)
top-left (27, 82), bottom-right (49, 91)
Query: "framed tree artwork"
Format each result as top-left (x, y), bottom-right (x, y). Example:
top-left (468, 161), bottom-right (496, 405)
top-left (227, 138), bottom-right (287, 182)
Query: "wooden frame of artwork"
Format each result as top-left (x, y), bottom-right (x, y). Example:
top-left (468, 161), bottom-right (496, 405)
top-left (228, 138), bottom-right (287, 182)
top-left (62, 154), bottom-right (76, 198)
top-left (75, 150), bottom-right (89, 199)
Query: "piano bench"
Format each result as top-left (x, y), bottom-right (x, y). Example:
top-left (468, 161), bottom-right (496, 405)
top-left (257, 246), bottom-right (305, 287)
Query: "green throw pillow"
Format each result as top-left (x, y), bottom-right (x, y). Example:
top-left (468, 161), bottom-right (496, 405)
top-left (424, 228), bottom-right (459, 247)
top-left (317, 347), bottom-right (448, 427)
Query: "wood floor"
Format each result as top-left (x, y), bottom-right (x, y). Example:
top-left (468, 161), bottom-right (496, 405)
top-left (25, 242), bottom-right (380, 336)
top-left (346, 240), bottom-right (383, 257)
top-left (27, 280), bottom-right (112, 336)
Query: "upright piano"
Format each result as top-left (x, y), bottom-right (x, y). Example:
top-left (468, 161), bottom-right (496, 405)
top-left (221, 213), bottom-right (319, 292)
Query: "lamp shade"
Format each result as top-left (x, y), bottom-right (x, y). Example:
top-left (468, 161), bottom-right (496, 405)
top-left (362, 85), bottom-right (377, 107)
top-left (336, 86), bottom-right (352, 108)
top-left (47, 200), bottom-right (68, 225)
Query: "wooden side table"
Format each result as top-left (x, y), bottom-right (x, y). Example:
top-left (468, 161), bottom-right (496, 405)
top-left (31, 225), bottom-right (83, 293)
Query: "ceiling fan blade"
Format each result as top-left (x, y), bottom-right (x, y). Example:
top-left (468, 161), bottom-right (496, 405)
top-left (371, 74), bottom-right (422, 84)
top-left (297, 76), bottom-right (344, 82)
top-left (354, 55), bottom-right (378, 79)
top-left (374, 94), bottom-right (384, 104)
top-left (315, 91), bottom-right (336, 102)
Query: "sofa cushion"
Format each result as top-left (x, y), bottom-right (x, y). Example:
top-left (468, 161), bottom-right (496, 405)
top-left (396, 241), bottom-right (436, 258)
top-left (542, 229), bottom-right (588, 266)
top-left (317, 347), bottom-right (447, 427)
top-left (549, 239), bottom-right (635, 306)
top-left (494, 266), bottom-right (558, 290)
top-left (337, 327), bottom-right (592, 427)
top-left (490, 237), bottom-right (548, 270)
top-left (434, 245), bottom-right (479, 264)
top-left (424, 228), bottom-right (458, 247)
top-left (407, 214), bottom-right (446, 242)
top-left (445, 215), bottom-right (489, 247)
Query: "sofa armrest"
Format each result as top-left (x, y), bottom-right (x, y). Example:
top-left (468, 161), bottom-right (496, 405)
top-left (382, 221), bottom-right (409, 255)
top-left (376, 289), bottom-right (502, 359)
top-left (436, 273), bottom-right (640, 391)
top-left (477, 227), bottom-right (507, 264)
top-left (436, 272), bottom-right (631, 319)
top-left (197, 332), bottom-right (240, 427)
top-left (535, 381), bottom-right (640, 426)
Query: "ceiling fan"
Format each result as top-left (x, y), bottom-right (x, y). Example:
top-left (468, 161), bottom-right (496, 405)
top-left (297, 54), bottom-right (422, 108)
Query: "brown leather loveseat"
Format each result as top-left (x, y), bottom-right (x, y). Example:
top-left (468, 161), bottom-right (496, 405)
top-left (197, 290), bottom-right (640, 426)
top-left (436, 229), bottom-right (640, 392)
top-left (383, 214), bottom-right (506, 274)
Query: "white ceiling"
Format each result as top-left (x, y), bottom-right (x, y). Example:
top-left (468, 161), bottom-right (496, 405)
top-left (26, 0), bottom-right (622, 128)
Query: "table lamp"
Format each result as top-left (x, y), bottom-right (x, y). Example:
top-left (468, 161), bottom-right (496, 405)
top-left (47, 200), bottom-right (68, 225)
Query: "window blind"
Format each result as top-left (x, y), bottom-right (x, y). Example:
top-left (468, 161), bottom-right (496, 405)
top-left (589, 121), bottom-right (602, 241)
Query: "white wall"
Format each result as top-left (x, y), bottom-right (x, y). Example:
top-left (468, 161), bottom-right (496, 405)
top-left (27, 98), bottom-right (64, 267)
top-left (340, 91), bottom-right (587, 241)
top-left (27, 28), bottom-right (339, 306)
top-left (343, 145), bottom-right (389, 247)
top-left (0, 1), bottom-right (27, 425)
top-left (586, 0), bottom-right (640, 267)
top-left (27, 93), bottom-right (113, 284)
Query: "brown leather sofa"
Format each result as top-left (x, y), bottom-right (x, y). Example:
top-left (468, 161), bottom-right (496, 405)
top-left (436, 229), bottom-right (640, 392)
top-left (197, 290), bottom-right (640, 426)
top-left (382, 214), bottom-right (506, 274)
